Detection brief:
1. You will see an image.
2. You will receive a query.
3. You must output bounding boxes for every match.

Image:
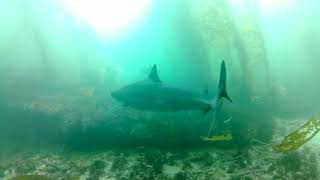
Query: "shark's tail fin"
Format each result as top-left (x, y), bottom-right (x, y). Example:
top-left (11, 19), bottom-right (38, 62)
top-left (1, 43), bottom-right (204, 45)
top-left (217, 60), bottom-right (232, 103)
top-left (206, 60), bottom-right (232, 137)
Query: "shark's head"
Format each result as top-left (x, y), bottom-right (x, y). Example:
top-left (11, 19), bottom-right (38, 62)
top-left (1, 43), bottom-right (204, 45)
top-left (111, 81), bottom-right (144, 104)
top-left (111, 88), bottom-right (127, 102)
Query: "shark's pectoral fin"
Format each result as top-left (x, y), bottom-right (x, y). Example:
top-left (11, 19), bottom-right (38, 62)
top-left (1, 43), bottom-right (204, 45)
top-left (149, 64), bottom-right (161, 83)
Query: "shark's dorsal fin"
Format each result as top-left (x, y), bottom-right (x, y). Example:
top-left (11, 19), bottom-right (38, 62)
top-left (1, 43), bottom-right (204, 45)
top-left (148, 64), bottom-right (161, 82)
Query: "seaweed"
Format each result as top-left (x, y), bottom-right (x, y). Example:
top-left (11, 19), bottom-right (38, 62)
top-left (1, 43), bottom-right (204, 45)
top-left (273, 116), bottom-right (320, 153)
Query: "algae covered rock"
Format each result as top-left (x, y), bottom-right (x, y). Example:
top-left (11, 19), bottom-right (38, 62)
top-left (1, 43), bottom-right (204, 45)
top-left (111, 156), bottom-right (127, 171)
top-left (9, 175), bottom-right (51, 180)
top-left (15, 160), bottom-right (37, 174)
top-left (0, 165), bottom-right (5, 175)
top-left (174, 171), bottom-right (187, 180)
top-left (88, 160), bottom-right (107, 179)
top-left (143, 150), bottom-right (165, 174)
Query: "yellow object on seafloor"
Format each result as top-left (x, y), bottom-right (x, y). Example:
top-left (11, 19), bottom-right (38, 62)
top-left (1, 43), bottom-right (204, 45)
top-left (201, 134), bottom-right (233, 142)
top-left (273, 116), bottom-right (320, 153)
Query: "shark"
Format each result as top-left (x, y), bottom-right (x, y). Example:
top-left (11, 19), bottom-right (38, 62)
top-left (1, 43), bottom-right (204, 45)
top-left (111, 61), bottom-right (232, 136)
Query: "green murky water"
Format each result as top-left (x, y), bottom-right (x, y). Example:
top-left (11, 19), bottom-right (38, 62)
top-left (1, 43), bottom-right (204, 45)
top-left (1, 0), bottom-right (320, 179)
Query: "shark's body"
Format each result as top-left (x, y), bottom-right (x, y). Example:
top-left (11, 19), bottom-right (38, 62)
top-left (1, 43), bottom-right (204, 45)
top-left (111, 61), bottom-right (232, 136)
top-left (113, 80), bottom-right (212, 112)
top-left (111, 61), bottom-right (232, 114)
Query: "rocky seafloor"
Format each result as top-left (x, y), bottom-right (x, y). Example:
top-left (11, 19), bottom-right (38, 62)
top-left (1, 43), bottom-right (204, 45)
top-left (1, 86), bottom-right (320, 179)
top-left (1, 135), bottom-right (319, 180)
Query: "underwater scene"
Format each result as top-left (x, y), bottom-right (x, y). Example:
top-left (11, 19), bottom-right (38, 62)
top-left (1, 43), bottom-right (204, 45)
top-left (1, 0), bottom-right (320, 179)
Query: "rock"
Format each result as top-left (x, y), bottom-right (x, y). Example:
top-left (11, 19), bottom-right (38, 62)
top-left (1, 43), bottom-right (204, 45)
top-left (227, 164), bottom-right (236, 173)
top-left (88, 160), bottom-right (106, 179)
top-left (91, 160), bottom-right (106, 170)
top-left (181, 161), bottom-right (192, 171)
top-left (143, 150), bottom-right (165, 174)
top-left (163, 165), bottom-right (181, 177)
top-left (9, 175), bottom-right (51, 180)
top-left (111, 156), bottom-right (127, 171)
top-left (15, 160), bottom-right (37, 174)
top-left (0, 165), bottom-right (5, 177)
top-left (174, 171), bottom-right (187, 180)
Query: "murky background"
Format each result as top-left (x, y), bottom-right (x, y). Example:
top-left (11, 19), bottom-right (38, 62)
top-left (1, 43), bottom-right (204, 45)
top-left (0, 0), bottom-right (320, 179)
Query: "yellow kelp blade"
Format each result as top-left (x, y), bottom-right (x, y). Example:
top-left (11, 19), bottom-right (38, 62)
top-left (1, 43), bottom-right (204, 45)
top-left (273, 116), bottom-right (320, 153)
top-left (201, 134), bottom-right (233, 142)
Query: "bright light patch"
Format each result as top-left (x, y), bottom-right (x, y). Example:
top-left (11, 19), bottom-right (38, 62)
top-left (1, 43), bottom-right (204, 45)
top-left (63, 0), bottom-right (152, 37)
top-left (229, 0), bottom-right (295, 15)
top-left (258, 0), bottom-right (295, 14)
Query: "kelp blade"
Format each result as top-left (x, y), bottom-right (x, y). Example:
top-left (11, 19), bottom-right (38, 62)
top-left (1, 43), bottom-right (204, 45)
top-left (201, 134), bottom-right (233, 142)
top-left (273, 116), bottom-right (320, 153)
